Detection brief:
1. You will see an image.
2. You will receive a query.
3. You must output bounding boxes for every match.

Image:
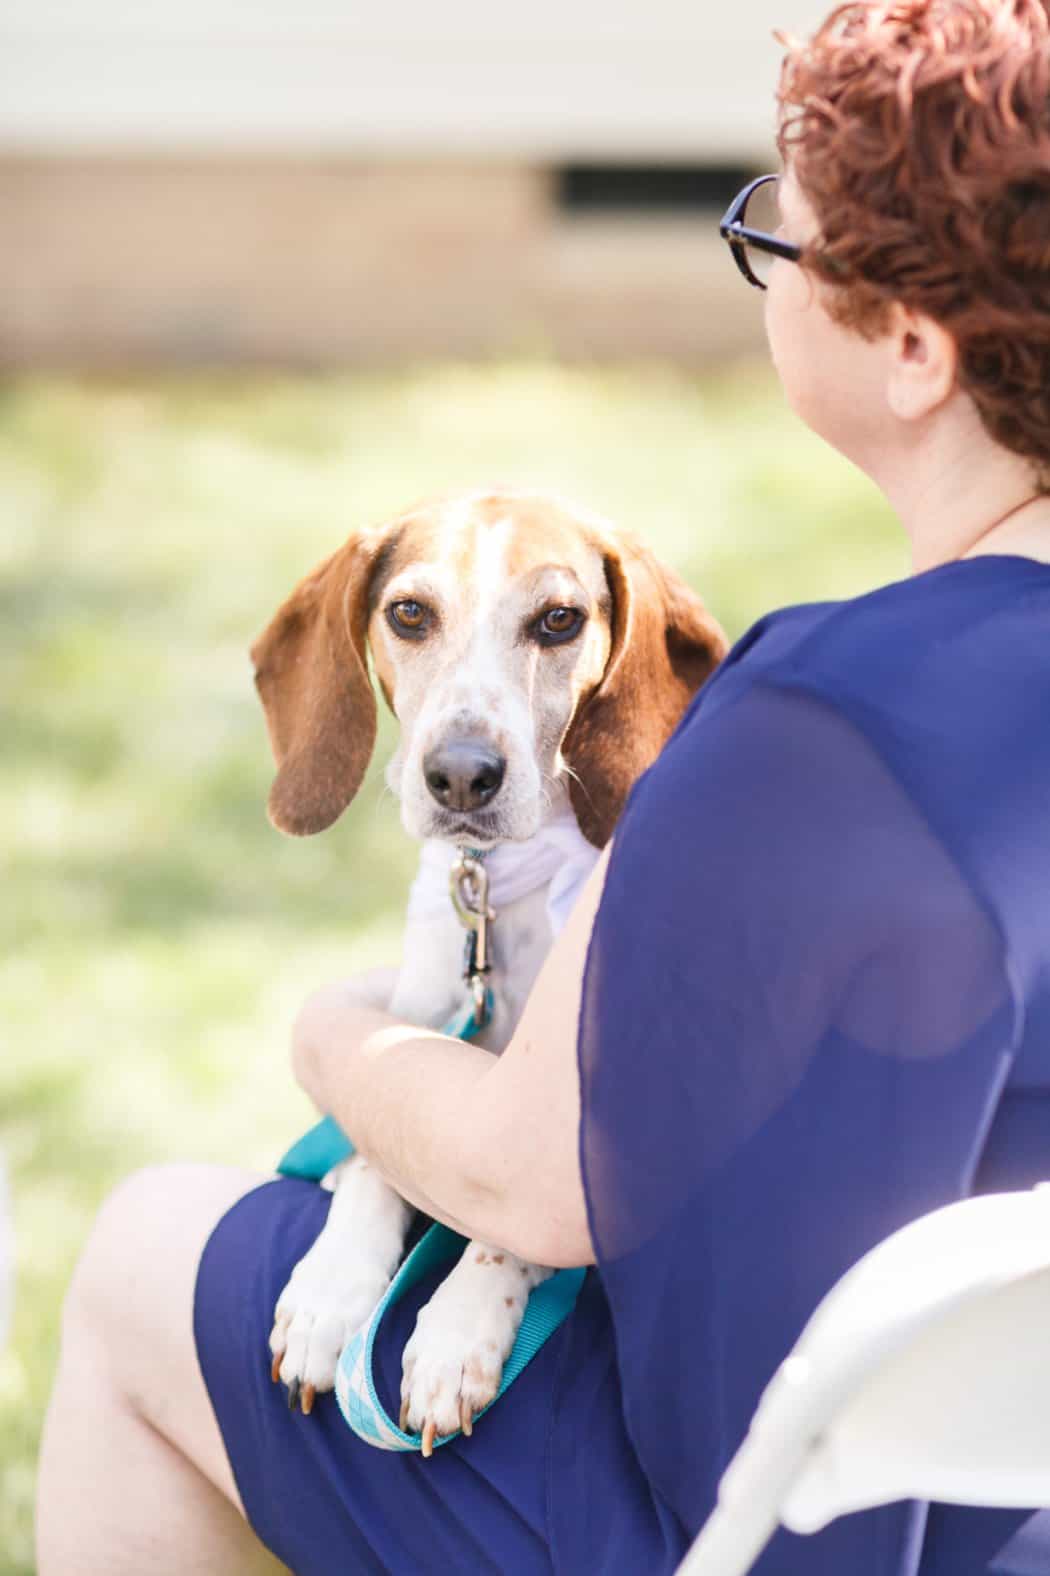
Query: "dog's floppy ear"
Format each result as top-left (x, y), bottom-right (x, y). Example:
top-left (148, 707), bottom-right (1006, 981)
top-left (250, 530), bottom-right (391, 836)
top-left (562, 536), bottom-right (728, 848)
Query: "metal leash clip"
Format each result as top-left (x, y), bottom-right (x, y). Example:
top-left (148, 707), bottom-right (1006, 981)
top-left (450, 851), bottom-right (496, 1030)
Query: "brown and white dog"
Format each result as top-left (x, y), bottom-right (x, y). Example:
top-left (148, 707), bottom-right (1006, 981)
top-left (253, 487), bottom-right (727, 1451)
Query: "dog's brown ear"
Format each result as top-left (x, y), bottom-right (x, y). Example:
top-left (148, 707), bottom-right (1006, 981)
top-left (562, 537), bottom-right (728, 848)
top-left (250, 531), bottom-right (389, 836)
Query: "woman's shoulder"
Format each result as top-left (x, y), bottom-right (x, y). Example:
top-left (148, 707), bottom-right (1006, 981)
top-left (633, 553), bottom-right (1050, 854)
top-left (683, 554), bottom-right (1050, 740)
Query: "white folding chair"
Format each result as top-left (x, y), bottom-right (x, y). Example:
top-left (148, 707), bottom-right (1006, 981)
top-left (678, 1185), bottom-right (1050, 1576)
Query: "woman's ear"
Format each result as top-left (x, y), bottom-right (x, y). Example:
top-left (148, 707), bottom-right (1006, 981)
top-left (886, 305), bottom-right (958, 422)
top-left (562, 537), bottom-right (728, 847)
top-left (250, 529), bottom-right (392, 836)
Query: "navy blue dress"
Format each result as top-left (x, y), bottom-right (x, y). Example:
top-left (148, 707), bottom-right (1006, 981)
top-left (196, 554), bottom-right (1050, 1575)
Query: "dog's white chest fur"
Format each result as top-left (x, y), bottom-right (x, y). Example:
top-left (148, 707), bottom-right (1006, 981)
top-left (392, 813), bottom-right (598, 1048)
top-left (391, 884), bottom-right (551, 1051)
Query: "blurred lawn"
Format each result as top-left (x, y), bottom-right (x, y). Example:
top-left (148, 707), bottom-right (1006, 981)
top-left (0, 360), bottom-right (902, 1573)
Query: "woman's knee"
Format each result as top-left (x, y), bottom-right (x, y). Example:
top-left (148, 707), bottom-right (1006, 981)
top-left (66, 1166), bottom-right (188, 1340)
top-left (62, 1162), bottom-right (262, 1382)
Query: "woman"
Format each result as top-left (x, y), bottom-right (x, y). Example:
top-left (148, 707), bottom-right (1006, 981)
top-left (36, 3), bottom-right (1050, 1572)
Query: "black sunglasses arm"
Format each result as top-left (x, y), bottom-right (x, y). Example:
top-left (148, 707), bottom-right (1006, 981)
top-left (718, 220), bottom-right (802, 264)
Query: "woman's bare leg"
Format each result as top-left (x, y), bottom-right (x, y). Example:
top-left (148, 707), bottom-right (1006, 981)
top-left (36, 1163), bottom-right (290, 1576)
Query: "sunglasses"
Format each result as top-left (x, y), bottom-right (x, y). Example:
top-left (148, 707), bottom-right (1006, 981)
top-left (719, 174), bottom-right (803, 290)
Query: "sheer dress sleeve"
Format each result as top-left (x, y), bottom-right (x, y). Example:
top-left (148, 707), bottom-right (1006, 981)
top-left (577, 679), bottom-right (1017, 1570)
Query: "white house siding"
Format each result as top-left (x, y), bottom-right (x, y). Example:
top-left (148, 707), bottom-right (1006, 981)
top-left (2, 2), bottom-right (835, 158)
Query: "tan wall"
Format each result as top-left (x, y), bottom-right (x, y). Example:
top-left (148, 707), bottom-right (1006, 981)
top-left (0, 157), bottom-right (766, 367)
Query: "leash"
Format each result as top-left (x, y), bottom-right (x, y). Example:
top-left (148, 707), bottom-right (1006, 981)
top-left (275, 847), bottom-right (585, 1452)
top-left (444, 848), bottom-right (496, 1035)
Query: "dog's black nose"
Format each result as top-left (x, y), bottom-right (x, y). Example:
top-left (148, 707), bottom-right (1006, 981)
top-left (423, 739), bottom-right (506, 812)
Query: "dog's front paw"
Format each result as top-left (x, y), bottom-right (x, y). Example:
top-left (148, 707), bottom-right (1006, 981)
top-left (399, 1245), bottom-right (545, 1455)
top-left (270, 1247), bottom-right (389, 1414)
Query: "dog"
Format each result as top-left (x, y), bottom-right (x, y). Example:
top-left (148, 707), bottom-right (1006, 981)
top-left (253, 487), bottom-right (727, 1452)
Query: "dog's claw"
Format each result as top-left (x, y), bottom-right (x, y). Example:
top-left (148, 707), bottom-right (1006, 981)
top-left (460, 1399), bottom-right (474, 1436)
top-left (287, 1377), bottom-right (302, 1412)
top-left (271, 1352), bottom-right (283, 1384)
top-left (421, 1420), bottom-right (437, 1458)
top-left (301, 1382), bottom-right (316, 1416)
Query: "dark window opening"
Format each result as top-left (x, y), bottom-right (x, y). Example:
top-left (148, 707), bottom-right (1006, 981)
top-left (556, 163), bottom-right (757, 217)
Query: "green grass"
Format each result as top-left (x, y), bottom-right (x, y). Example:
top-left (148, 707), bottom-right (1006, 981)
top-left (0, 361), bottom-right (902, 1572)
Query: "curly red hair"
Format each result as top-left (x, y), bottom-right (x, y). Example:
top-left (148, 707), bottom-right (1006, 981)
top-left (777, 0), bottom-right (1050, 486)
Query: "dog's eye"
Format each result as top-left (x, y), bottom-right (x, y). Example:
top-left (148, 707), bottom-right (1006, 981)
top-left (533, 607), bottom-right (584, 646)
top-left (387, 600), bottom-right (430, 637)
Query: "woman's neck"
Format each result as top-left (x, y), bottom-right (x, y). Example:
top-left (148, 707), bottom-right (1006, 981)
top-left (872, 400), bottom-right (1050, 571)
top-left (959, 495), bottom-right (1050, 566)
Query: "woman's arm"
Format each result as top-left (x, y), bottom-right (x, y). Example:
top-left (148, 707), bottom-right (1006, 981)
top-left (291, 845), bottom-right (611, 1268)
